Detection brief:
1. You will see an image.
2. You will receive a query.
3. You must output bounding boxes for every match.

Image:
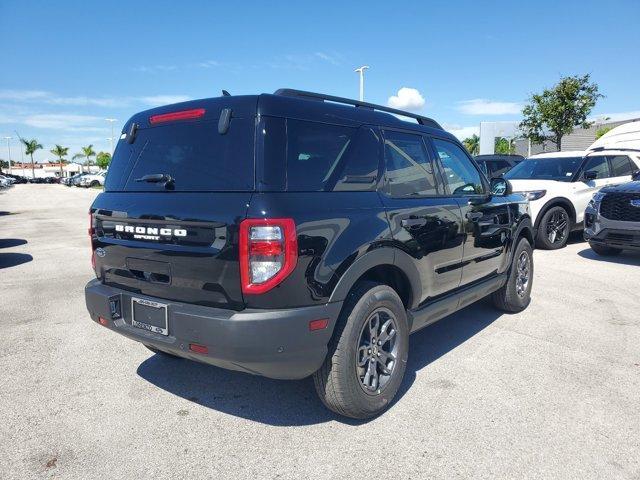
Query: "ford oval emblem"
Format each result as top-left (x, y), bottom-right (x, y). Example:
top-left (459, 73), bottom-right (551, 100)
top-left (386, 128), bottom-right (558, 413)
top-left (95, 247), bottom-right (106, 258)
top-left (630, 199), bottom-right (640, 208)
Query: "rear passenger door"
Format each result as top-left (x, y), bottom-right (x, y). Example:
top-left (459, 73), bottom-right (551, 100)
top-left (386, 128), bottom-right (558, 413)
top-left (608, 155), bottom-right (635, 186)
top-left (379, 129), bottom-right (464, 303)
top-left (429, 137), bottom-right (511, 287)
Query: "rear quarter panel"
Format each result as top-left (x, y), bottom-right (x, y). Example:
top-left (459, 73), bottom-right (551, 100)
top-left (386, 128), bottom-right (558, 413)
top-left (245, 192), bottom-right (391, 309)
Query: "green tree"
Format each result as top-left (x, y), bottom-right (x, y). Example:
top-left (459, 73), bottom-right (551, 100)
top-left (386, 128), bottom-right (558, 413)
top-left (494, 137), bottom-right (515, 154)
top-left (50, 144), bottom-right (69, 178)
top-left (0, 158), bottom-right (8, 173)
top-left (73, 145), bottom-right (96, 173)
top-left (96, 151), bottom-right (111, 169)
top-left (463, 134), bottom-right (480, 155)
top-left (595, 125), bottom-right (614, 140)
top-left (20, 138), bottom-right (43, 178)
top-left (520, 74), bottom-right (603, 151)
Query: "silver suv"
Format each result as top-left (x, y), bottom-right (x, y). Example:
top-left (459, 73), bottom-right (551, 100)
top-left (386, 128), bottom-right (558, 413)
top-left (584, 171), bottom-right (640, 255)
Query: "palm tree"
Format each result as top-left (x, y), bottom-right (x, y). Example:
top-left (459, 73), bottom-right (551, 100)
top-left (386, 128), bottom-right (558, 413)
top-left (20, 138), bottom-right (43, 179)
top-left (73, 145), bottom-right (96, 173)
top-left (463, 134), bottom-right (480, 156)
top-left (50, 144), bottom-right (69, 178)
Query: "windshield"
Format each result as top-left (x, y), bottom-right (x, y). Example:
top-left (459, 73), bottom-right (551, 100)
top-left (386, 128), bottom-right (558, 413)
top-left (505, 156), bottom-right (583, 182)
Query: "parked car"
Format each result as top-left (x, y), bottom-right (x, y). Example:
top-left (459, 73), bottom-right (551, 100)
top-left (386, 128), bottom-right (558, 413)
top-left (475, 154), bottom-right (524, 178)
top-left (0, 174), bottom-right (14, 188)
top-left (5, 173), bottom-right (28, 184)
top-left (78, 171), bottom-right (106, 188)
top-left (68, 173), bottom-right (87, 186)
top-left (85, 89), bottom-right (534, 419)
top-left (584, 169), bottom-right (640, 255)
top-left (504, 149), bottom-right (640, 249)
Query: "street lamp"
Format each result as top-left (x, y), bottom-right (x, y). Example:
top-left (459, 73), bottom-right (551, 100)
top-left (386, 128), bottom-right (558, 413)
top-left (105, 118), bottom-right (117, 153)
top-left (2, 136), bottom-right (11, 174)
top-left (354, 66), bottom-right (369, 102)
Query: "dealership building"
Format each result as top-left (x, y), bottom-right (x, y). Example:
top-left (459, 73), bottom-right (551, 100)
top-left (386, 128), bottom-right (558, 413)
top-left (479, 117), bottom-right (640, 156)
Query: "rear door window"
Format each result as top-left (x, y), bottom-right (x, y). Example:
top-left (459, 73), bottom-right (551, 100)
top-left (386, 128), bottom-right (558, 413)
top-left (609, 155), bottom-right (633, 176)
top-left (105, 118), bottom-right (254, 192)
top-left (383, 130), bottom-right (438, 197)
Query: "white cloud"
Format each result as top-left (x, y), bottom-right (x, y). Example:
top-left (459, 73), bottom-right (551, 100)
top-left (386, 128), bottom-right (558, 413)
top-left (314, 52), bottom-right (340, 65)
top-left (139, 95), bottom-right (192, 106)
top-left (457, 99), bottom-right (522, 115)
top-left (132, 64), bottom-right (178, 73)
top-left (0, 90), bottom-right (49, 101)
top-left (387, 87), bottom-right (426, 112)
top-left (590, 110), bottom-right (640, 122)
top-left (196, 60), bottom-right (221, 68)
top-left (443, 123), bottom-right (480, 140)
top-left (22, 114), bottom-right (104, 131)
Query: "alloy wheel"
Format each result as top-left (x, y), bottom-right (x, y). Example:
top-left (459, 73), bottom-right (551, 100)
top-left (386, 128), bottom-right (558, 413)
top-left (546, 210), bottom-right (568, 244)
top-left (356, 308), bottom-right (399, 395)
top-left (515, 251), bottom-right (530, 298)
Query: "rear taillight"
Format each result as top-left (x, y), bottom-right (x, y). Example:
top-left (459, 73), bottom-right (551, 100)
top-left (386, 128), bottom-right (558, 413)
top-left (89, 212), bottom-right (96, 272)
top-left (239, 218), bottom-right (297, 295)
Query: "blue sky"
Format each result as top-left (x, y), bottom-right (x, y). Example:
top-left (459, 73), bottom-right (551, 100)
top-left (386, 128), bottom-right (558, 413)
top-left (1, 0), bottom-right (639, 162)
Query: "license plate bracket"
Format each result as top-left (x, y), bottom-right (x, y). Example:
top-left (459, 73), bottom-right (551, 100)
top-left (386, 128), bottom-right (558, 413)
top-left (131, 297), bottom-right (168, 336)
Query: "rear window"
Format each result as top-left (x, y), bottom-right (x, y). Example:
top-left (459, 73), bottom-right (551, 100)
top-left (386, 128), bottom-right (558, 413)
top-left (261, 118), bottom-right (380, 192)
top-left (105, 118), bottom-right (254, 192)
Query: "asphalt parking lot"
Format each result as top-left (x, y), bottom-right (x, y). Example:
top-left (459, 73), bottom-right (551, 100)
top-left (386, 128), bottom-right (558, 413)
top-left (1, 184), bottom-right (639, 479)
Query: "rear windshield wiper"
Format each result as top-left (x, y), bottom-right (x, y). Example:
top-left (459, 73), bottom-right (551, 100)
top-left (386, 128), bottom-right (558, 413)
top-left (135, 173), bottom-right (174, 190)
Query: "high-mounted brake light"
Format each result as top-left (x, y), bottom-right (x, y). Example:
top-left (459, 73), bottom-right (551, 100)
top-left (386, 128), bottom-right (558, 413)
top-left (149, 108), bottom-right (206, 125)
top-left (239, 218), bottom-right (297, 295)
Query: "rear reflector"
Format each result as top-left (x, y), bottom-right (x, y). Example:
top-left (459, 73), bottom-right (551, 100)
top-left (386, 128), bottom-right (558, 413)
top-left (309, 318), bottom-right (329, 331)
top-left (98, 317), bottom-right (109, 326)
top-left (189, 343), bottom-right (208, 355)
top-left (149, 108), bottom-right (206, 124)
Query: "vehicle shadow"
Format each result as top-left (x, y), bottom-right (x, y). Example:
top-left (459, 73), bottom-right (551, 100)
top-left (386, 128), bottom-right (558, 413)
top-left (577, 247), bottom-right (640, 266)
top-left (136, 301), bottom-right (503, 426)
top-left (0, 238), bottom-right (27, 249)
top-left (567, 230), bottom-right (585, 245)
top-left (0, 252), bottom-right (33, 269)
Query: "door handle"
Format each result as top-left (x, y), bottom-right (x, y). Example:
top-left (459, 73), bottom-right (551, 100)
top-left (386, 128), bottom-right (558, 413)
top-left (466, 211), bottom-right (483, 222)
top-left (401, 218), bottom-right (427, 228)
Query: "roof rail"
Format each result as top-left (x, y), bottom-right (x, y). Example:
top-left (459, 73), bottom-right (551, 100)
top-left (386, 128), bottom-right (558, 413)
top-left (274, 88), bottom-right (443, 130)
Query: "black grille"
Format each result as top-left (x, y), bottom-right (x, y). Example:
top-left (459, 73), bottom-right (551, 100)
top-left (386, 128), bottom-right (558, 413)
top-left (600, 193), bottom-right (640, 222)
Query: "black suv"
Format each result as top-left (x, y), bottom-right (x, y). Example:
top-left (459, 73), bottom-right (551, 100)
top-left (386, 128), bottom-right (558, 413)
top-left (85, 89), bottom-right (534, 418)
top-left (475, 154), bottom-right (524, 178)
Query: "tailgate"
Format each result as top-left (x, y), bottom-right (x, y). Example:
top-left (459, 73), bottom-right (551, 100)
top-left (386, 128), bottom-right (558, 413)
top-left (91, 192), bottom-right (250, 309)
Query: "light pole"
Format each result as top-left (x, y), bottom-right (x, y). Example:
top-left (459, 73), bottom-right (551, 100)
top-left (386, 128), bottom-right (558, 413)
top-left (354, 66), bottom-right (369, 102)
top-left (2, 136), bottom-right (11, 174)
top-left (105, 118), bottom-right (117, 153)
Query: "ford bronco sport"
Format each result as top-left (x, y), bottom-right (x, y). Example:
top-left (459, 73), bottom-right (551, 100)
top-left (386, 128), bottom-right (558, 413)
top-left (85, 89), bottom-right (534, 418)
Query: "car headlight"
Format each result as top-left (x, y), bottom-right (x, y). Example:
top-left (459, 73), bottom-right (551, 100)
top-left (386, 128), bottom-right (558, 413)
top-left (518, 190), bottom-right (547, 201)
top-left (588, 192), bottom-right (606, 210)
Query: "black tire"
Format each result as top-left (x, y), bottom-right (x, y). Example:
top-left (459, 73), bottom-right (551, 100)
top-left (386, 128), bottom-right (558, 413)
top-left (492, 237), bottom-right (533, 312)
top-left (589, 242), bottom-right (622, 256)
top-left (143, 344), bottom-right (181, 358)
top-left (536, 206), bottom-right (571, 250)
top-left (313, 281), bottom-right (409, 419)
top-left (90, 181), bottom-right (99, 188)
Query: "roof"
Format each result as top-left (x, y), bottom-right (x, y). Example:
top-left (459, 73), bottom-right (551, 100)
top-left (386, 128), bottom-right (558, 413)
top-left (588, 121), bottom-right (640, 151)
top-left (529, 150), bottom-right (586, 159)
top-left (125, 90), bottom-right (456, 143)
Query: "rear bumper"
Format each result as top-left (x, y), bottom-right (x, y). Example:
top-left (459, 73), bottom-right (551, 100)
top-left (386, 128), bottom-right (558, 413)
top-left (85, 279), bottom-right (342, 380)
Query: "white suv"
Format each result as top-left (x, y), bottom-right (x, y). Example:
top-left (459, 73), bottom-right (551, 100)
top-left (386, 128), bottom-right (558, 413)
top-left (505, 148), bottom-right (640, 249)
top-left (78, 171), bottom-right (106, 188)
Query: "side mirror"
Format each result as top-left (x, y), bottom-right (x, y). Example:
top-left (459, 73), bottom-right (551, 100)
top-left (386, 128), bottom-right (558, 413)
top-left (632, 170), bottom-right (640, 181)
top-left (583, 170), bottom-right (598, 181)
top-left (490, 177), bottom-right (512, 196)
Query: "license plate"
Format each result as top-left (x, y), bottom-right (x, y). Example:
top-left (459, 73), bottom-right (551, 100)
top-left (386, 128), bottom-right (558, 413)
top-left (131, 298), bottom-right (168, 336)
